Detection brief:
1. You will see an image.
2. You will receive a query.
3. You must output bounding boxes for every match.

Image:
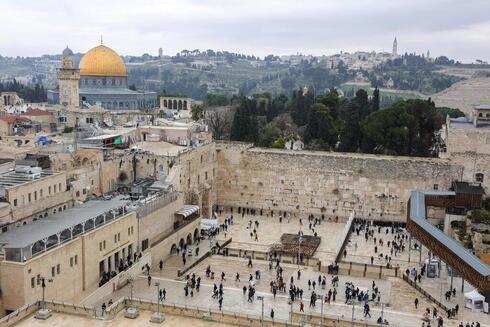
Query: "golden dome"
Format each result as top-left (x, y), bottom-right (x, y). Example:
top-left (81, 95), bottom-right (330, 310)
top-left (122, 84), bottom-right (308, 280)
top-left (79, 45), bottom-right (127, 77)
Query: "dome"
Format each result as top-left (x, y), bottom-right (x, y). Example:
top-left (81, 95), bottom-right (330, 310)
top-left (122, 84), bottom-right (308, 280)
top-left (62, 46), bottom-right (73, 57)
top-left (79, 45), bottom-right (127, 77)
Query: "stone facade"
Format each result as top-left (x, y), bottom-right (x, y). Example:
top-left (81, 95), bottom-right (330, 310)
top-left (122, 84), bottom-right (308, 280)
top-left (443, 118), bottom-right (490, 192)
top-left (215, 142), bottom-right (463, 222)
top-left (0, 211), bottom-right (138, 311)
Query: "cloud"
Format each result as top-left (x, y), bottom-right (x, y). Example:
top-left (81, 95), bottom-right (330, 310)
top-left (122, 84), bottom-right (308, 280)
top-left (0, 0), bottom-right (489, 62)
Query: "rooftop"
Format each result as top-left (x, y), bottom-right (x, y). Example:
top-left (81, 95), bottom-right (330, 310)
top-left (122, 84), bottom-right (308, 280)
top-left (0, 196), bottom-right (129, 257)
top-left (0, 169), bottom-right (57, 188)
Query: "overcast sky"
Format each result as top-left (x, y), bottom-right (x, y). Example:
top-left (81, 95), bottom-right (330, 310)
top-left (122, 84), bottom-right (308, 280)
top-left (1, 0), bottom-right (489, 62)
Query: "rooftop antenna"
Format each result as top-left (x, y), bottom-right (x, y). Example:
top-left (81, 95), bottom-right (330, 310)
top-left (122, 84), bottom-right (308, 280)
top-left (101, 35), bottom-right (103, 45)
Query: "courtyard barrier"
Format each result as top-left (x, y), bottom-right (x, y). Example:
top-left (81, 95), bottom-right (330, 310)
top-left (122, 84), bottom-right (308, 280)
top-left (335, 211), bottom-right (356, 263)
top-left (330, 261), bottom-right (399, 280)
top-left (177, 238), bottom-right (232, 277)
top-left (402, 274), bottom-right (449, 312)
top-left (225, 247), bottom-right (321, 269)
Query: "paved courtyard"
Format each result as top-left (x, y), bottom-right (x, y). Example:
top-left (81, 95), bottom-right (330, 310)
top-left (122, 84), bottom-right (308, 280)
top-left (214, 212), bottom-right (345, 264)
top-left (78, 215), bottom-right (490, 327)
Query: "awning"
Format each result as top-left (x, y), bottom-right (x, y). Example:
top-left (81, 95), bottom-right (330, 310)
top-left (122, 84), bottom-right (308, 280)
top-left (176, 205), bottom-right (199, 218)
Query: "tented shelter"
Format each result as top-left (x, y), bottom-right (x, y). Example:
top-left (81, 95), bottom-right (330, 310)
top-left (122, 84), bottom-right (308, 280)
top-left (464, 290), bottom-right (485, 312)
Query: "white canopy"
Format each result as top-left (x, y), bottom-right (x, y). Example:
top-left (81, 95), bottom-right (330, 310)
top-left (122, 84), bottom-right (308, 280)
top-left (200, 218), bottom-right (219, 230)
top-left (465, 290), bottom-right (485, 301)
top-left (464, 290), bottom-right (485, 312)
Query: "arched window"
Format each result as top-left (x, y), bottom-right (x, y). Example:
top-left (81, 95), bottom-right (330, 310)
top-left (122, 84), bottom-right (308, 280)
top-left (476, 173), bottom-right (484, 183)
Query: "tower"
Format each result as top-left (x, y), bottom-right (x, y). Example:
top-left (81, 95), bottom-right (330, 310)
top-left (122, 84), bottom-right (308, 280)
top-left (57, 46), bottom-right (80, 107)
top-left (158, 48), bottom-right (163, 58)
top-left (426, 49), bottom-right (430, 60)
top-left (392, 37), bottom-right (398, 57)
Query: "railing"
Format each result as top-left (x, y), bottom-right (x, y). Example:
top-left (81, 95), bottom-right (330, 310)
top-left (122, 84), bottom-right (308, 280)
top-left (335, 211), bottom-right (356, 263)
top-left (135, 192), bottom-right (179, 218)
top-left (177, 238), bottom-right (232, 277)
top-left (402, 274), bottom-right (449, 312)
top-left (331, 261), bottom-right (399, 279)
top-left (81, 252), bottom-right (152, 305)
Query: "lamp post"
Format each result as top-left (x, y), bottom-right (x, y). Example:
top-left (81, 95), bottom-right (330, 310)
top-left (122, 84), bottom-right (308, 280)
top-left (40, 276), bottom-right (53, 310)
top-left (298, 234), bottom-right (304, 267)
top-left (257, 295), bottom-right (264, 326)
top-left (128, 276), bottom-right (134, 306)
top-left (318, 294), bottom-right (325, 327)
top-left (351, 301), bottom-right (355, 327)
top-left (155, 282), bottom-right (161, 316)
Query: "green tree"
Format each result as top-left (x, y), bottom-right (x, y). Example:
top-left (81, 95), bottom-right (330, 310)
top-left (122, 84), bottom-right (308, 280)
top-left (304, 103), bottom-right (339, 150)
top-left (371, 87), bottom-right (380, 112)
top-left (360, 99), bottom-right (444, 157)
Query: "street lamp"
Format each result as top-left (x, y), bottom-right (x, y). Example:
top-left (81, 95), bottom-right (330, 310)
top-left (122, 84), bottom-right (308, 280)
top-left (34, 276), bottom-right (53, 320)
top-left (298, 234), bottom-right (304, 267)
top-left (317, 294), bottom-right (325, 327)
top-left (150, 281), bottom-right (165, 323)
top-left (257, 295), bottom-right (264, 326)
top-left (351, 301), bottom-right (355, 327)
top-left (124, 277), bottom-right (140, 319)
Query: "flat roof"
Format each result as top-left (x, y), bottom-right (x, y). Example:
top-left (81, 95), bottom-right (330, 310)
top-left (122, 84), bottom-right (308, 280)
top-left (0, 197), bottom-right (129, 249)
top-left (409, 190), bottom-right (490, 277)
top-left (0, 169), bottom-right (57, 188)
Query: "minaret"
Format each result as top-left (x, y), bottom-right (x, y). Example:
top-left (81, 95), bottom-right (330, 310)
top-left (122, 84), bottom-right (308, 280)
top-left (426, 50), bottom-right (430, 60)
top-left (57, 46), bottom-right (80, 107)
top-left (392, 37), bottom-right (398, 56)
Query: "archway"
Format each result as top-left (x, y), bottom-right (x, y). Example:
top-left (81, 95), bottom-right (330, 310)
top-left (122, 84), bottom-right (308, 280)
top-left (32, 240), bottom-right (45, 256)
top-left (178, 100), bottom-right (183, 110)
top-left (170, 243), bottom-right (177, 254)
top-left (60, 229), bottom-right (72, 243)
top-left (163, 99), bottom-right (168, 107)
top-left (173, 99), bottom-right (178, 109)
top-left (186, 233), bottom-right (192, 245)
top-left (179, 238), bottom-right (184, 249)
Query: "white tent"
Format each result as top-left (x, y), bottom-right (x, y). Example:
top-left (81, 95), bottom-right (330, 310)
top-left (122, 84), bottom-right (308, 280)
top-left (464, 290), bottom-right (485, 312)
top-left (200, 218), bottom-right (219, 231)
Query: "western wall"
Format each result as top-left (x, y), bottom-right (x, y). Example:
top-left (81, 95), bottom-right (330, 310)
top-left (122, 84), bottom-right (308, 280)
top-left (215, 142), bottom-right (464, 222)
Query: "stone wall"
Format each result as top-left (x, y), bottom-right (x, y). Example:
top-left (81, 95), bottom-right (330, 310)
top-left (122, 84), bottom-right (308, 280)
top-left (216, 142), bottom-right (463, 222)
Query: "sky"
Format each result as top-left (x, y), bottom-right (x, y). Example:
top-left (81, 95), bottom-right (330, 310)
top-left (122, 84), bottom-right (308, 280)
top-left (1, 0), bottom-right (489, 63)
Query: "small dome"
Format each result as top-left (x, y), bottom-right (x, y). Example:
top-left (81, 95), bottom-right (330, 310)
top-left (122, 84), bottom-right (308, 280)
top-left (79, 44), bottom-right (127, 77)
top-left (62, 46), bottom-right (73, 57)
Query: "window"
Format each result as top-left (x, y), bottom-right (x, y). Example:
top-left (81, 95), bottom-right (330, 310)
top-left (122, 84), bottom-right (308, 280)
top-left (86, 117), bottom-right (93, 124)
top-left (54, 185), bottom-right (57, 193)
top-left (198, 175), bottom-right (200, 184)
top-left (205, 171), bottom-right (208, 180)
top-left (433, 184), bottom-right (438, 190)
top-left (476, 173), bottom-right (484, 183)
top-left (31, 277), bottom-right (35, 288)
top-left (76, 191), bottom-right (80, 197)
top-left (103, 240), bottom-right (106, 249)
top-left (131, 226), bottom-right (134, 234)
top-left (74, 255), bottom-right (78, 265)
top-left (13, 199), bottom-right (17, 207)
top-left (142, 238), bottom-right (149, 251)
top-left (128, 227), bottom-right (131, 236)
top-left (37, 274), bottom-right (40, 285)
top-left (99, 242), bottom-right (102, 251)
top-left (118, 233), bottom-right (120, 241)
top-left (59, 183), bottom-right (62, 191)
top-left (114, 234), bottom-right (117, 243)
top-left (48, 186), bottom-right (51, 195)
top-left (28, 193), bottom-right (31, 202)
top-left (40, 189), bottom-right (43, 197)
top-left (51, 266), bottom-right (55, 277)
top-left (213, 168), bottom-right (215, 177)
top-left (91, 180), bottom-right (94, 186)
top-left (82, 189), bottom-right (87, 195)
top-left (56, 264), bottom-right (60, 274)
top-left (70, 257), bottom-right (73, 267)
